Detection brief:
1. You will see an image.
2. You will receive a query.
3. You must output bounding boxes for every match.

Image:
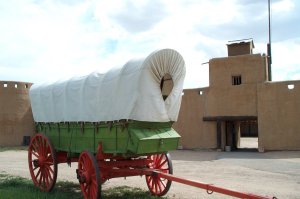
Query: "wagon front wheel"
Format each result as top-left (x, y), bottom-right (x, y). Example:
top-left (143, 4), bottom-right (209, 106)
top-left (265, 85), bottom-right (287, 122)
top-left (146, 153), bottom-right (173, 196)
top-left (28, 133), bottom-right (58, 192)
top-left (77, 151), bottom-right (101, 199)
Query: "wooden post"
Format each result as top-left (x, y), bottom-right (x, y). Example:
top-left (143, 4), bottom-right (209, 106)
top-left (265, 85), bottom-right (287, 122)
top-left (217, 121), bottom-right (222, 149)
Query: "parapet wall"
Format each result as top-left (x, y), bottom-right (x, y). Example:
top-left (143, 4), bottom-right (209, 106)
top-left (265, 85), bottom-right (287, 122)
top-left (0, 81), bottom-right (35, 146)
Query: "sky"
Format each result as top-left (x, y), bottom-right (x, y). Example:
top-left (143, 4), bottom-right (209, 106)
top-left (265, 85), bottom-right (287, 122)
top-left (0, 0), bottom-right (299, 88)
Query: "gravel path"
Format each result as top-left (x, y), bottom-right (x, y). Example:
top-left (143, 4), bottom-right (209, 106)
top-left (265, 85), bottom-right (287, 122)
top-left (1, 149), bottom-right (300, 199)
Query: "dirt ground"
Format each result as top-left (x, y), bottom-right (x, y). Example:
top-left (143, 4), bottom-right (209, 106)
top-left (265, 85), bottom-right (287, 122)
top-left (0, 148), bottom-right (300, 199)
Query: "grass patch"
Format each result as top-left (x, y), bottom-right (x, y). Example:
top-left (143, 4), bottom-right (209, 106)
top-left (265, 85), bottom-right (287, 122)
top-left (0, 174), bottom-right (81, 199)
top-left (0, 173), bottom-right (167, 199)
top-left (103, 186), bottom-right (164, 199)
top-left (0, 146), bottom-right (28, 152)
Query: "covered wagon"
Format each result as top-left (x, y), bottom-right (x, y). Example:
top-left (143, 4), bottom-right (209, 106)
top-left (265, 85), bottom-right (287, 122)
top-left (28, 49), bottom-right (186, 198)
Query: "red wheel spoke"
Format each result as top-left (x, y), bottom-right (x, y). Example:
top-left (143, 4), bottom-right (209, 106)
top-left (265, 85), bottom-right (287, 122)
top-left (46, 164), bottom-right (54, 175)
top-left (32, 142), bottom-right (40, 155)
top-left (157, 179), bottom-right (163, 193)
top-left (81, 157), bottom-right (86, 170)
top-left (36, 137), bottom-right (42, 154)
top-left (35, 168), bottom-right (41, 179)
top-left (42, 139), bottom-right (47, 157)
top-left (158, 179), bottom-right (166, 192)
top-left (85, 184), bottom-right (89, 192)
top-left (156, 154), bottom-right (164, 166)
top-left (46, 145), bottom-right (51, 155)
top-left (157, 159), bottom-right (167, 169)
top-left (38, 169), bottom-right (43, 185)
top-left (43, 161), bottom-right (54, 166)
top-left (160, 168), bottom-right (169, 172)
top-left (151, 177), bottom-right (155, 190)
top-left (44, 171), bottom-right (50, 187)
top-left (44, 165), bottom-right (54, 181)
top-left (154, 178), bottom-right (158, 194)
top-left (31, 150), bottom-right (40, 158)
top-left (46, 153), bottom-right (53, 161)
top-left (33, 166), bottom-right (39, 171)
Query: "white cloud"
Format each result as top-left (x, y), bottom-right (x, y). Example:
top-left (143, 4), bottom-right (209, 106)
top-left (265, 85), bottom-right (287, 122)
top-left (272, 0), bottom-right (295, 13)
top-left (0, 0), bottom-right (299, 88)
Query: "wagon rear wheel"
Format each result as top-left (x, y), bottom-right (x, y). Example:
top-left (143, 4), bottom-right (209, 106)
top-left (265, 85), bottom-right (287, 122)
top-left (77, 151), bottom-right (101, 199)
top-left (146, 153), bottom-right (173, 196)
top-left (28, 133), bottom-right (58, 192)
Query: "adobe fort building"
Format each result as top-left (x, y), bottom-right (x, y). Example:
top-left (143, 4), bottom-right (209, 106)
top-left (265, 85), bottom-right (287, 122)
top-left (1, 40), bottom-right (299, 151)
top-left (0, 81), bottom-right (34, 146)
top-left (173, 39), bottom-right (300, 151)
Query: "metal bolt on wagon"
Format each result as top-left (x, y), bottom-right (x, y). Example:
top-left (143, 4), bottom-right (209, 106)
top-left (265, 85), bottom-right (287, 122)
top-left (28, 49), bottom-right (275, 199)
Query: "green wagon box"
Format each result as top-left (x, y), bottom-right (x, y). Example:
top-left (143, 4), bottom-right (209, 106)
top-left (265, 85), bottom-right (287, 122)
top-left (37, 121), bottom-right (180, 156)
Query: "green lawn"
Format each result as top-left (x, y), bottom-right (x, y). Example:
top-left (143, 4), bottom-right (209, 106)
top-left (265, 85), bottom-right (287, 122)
top-left (0, 146), bottom-right (28, 152)
top-left (0, 173), bottom-right (166, 199)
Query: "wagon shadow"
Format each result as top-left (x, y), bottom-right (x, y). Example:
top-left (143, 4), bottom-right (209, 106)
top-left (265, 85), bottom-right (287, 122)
top-left (103, 186), bottom-right (166, 199)
top-left (0, 174), bottom-right (166, 199)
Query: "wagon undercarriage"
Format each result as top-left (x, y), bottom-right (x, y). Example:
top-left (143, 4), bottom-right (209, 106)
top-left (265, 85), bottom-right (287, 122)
top-left (28, 133), bottom-right (276, 199)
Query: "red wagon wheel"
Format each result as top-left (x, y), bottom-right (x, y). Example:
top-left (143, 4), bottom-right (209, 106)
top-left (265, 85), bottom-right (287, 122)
top-left (146, 153), bottom-right (173, 196)
top-left (28, 133), bottom-right (58, 192)
top-left (77, 151), bottom-right (101, 199)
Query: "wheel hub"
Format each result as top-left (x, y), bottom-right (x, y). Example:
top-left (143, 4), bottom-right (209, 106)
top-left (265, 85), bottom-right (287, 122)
top-left (33, 159), bottom-right (39, 167)
top-left (77, 169), bottom-right (91, 184)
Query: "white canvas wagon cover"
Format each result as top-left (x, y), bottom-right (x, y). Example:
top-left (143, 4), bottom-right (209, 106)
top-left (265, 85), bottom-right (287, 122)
top-left (29, 49), bottom-right (186, 123)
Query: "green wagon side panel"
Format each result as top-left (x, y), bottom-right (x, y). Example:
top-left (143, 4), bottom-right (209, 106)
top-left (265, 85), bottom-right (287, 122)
top-left (95, 124), bottom-right (117, 154)
top-left (127, 128), bottom-right (180, 154)
top-left (37, 121), bottom-right (180, 156)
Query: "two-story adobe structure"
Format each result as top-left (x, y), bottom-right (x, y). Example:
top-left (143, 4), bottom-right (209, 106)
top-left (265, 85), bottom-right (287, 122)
top-left (173, 39), bottom-right (300, 151)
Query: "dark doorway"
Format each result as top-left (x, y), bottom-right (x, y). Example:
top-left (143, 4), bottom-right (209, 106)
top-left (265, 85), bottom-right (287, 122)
top-left (240, 121), bottom-right (258, 137)
top-left (225, 122), bottom-right (237, 150)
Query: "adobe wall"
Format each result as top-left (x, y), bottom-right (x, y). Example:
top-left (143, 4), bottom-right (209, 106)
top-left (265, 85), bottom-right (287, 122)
top-left (204, 84), bottom-right (258, 116)
top-left (257, 81), bottom-right (300, 151)
top-left (0, 81), bottom-right (35, 146)
top-left (205, 54), bottom-right (268, 117)
top-left (173, 88), bottom-right (217, 149)
top-left (209, 54), bottom-right (268, 87)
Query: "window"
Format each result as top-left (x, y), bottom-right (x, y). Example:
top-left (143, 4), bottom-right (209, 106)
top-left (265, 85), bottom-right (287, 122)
top-left (232, 75), bottom-right (242, 85)
top-left (288, 84), bottom-right (294, 90)
top-left (3, 83), bottom-right (7, 88)
top-left (15, 84), bottom-right (18, 88)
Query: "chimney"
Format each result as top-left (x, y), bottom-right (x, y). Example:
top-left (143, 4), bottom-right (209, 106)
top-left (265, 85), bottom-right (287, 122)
top-left (227, 38), bottom-right (254, 56)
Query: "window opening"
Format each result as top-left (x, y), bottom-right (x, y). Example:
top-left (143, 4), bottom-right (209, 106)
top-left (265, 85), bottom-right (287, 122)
top-left (4, 83), bottom-right (8, 88)
top-left (232, 75), bottom-right (242, 85)
top-left (288, 84), bottom-right (294, 90)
